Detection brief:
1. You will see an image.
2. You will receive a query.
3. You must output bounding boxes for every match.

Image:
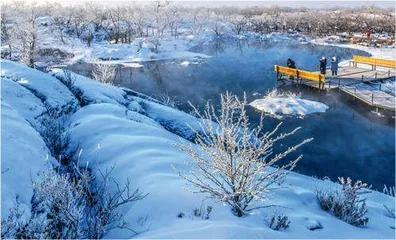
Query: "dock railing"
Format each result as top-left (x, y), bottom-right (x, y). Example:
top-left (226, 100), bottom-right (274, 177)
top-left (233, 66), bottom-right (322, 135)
top-left (350, 55), bottom-right (396, 69)
top-left (274, 65), bottom-right (326, 89)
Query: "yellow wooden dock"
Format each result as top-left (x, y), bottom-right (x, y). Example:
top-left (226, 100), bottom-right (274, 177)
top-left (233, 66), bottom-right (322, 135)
top-left (275, 55), bottom-right (396, 112)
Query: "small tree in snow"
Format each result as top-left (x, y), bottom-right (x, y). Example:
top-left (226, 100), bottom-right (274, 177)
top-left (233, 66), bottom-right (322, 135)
top-left (92, 63), bottom-right (117, 85)
top-left (174, 92), bottom-right (312, 217)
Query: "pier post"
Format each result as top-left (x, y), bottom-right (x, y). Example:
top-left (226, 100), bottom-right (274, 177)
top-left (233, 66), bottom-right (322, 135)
top-left (276, 66), bottom-right (279, 80)
top-left (388, 70), bottom-right (391, 77)
top-left (354, 88), bottom-right (357, 100)
top-left (375, 72), bottom-right (377, 80)
top-left (371, 93), bottom-right (374, 105)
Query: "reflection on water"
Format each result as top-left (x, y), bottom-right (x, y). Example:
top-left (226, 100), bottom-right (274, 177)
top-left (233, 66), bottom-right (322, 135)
top-left (70, 40), bottom-right (394, 190)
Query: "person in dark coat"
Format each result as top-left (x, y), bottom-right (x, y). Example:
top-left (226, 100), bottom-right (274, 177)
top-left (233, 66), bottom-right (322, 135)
top-left (287, 58), bottom-right (296, 69)
top-left (319, 56), bottom-right (327, 75)
top-left (287, 58), bottom-right (296, 80)
top-left (331, 56), bottom-right (338, 76)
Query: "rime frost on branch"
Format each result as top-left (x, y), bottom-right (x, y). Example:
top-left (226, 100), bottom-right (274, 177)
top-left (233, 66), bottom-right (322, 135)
top-left (174, 92), bottom-right (312, 217)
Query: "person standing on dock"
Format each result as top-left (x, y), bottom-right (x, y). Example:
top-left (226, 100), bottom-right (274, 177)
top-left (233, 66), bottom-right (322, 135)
top-left (331, 56), bottom-right (338, 76)
top-left (319, 56), bottom-right (327, 75)
top-left (287, 58), bottom-right (296, 80)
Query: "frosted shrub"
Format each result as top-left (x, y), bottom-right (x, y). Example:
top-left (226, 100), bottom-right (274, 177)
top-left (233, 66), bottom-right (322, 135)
top-left (315, 177), bottom-right (370, 227)
top-left (92, 63), bottom-right (117, 85)
top-left (157, 93), bottom-right (178, 108)
top-left (2, 164), bottom-right (147, 239)
top-left (174, 92), bottom-right (312, 217)
top-left (383, 185), bottom-right (395, 197)
top-left (81, 166), bottom-right (148, 238)
top-left (61, 69), bottom-right (77, 89)
top-left (266, 212), bottom-right (291, 231)
top-left (1, 204), bottom-right (25, 238)
top-left (31, 167), bottom-right (86, 239)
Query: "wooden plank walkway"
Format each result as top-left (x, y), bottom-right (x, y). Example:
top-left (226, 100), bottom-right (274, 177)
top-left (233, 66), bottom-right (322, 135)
top-left (277, 65), bottom-right (396, 112)
top-left (339, 83), bottom-right (395, 111)
top-left (301, 66), bottom-right (396, 90)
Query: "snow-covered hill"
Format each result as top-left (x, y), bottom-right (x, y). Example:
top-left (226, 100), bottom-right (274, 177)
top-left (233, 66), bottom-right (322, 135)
top-left (1, 59), bottom-right (395, 238)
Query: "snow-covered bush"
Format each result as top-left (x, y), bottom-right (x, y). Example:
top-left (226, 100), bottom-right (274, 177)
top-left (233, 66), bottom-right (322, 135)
top-left (1, 204), bottom-right (25, 239)
top-left (157, 93), bottom-right (178, 108)
top-left (81, 166), bottom-right (148, 238)
top-left (383, 185), bottom-right (395, 197)
top-left (61, 69), bottom-right (77, 90)
top-left (92, 63), bottom-right (117, 85)
top-left (315, 177), bottom-right (370, 227)
top-left (31, 167), bottom-right (86, 239)
top-left (266, 212), bottom-right (291, 231)
top-left (174, 92), bottom-right (312, 217)
top-left (2, 164), bottom-right (147, 239)
top-left (41, 118), bottom-right (68, 158)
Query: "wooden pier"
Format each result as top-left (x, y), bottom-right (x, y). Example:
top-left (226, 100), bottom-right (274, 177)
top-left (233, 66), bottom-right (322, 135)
top-left (275, 55), bottom-right (396, 112)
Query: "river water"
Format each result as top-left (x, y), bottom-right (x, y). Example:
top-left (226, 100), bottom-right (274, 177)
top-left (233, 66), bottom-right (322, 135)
top-left (70, 39), bottom-right (395, 190)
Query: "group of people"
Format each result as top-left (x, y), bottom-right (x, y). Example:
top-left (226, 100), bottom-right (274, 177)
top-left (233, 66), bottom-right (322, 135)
top-left (319, 56), bottom-right (339, 76)
top-left (286, 56), bottom-right (339, 77)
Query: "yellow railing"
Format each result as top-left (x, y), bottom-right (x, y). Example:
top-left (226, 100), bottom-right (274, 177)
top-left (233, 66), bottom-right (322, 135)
top-left (274, 65), bottom-right (325, 83)
top-left (353, 55), bottom-right (396, 69)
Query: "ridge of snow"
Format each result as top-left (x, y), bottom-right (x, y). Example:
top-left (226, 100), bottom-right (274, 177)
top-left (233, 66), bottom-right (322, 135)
top-left (1, 59), bottom-right (79, 117)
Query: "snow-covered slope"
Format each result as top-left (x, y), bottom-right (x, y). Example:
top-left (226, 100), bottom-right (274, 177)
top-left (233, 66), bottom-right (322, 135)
top-left (1, 59), bottom-right (79, 118)
top-left (64, 92), bottom-right (394, 239)
top-left (1, 102), bottom-right (51, 222)
top-left (1, 61), bottom-right (395, 239)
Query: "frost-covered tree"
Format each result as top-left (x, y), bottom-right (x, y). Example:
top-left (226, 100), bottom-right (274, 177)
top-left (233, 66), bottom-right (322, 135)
top-left (92, 63), bottom-right (117, 85)
top-left (174, 92), bottom-right (312, 217)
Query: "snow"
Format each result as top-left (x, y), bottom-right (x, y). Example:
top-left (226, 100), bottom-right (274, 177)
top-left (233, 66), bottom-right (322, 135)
top-left (1, 77), bottom-right (47, 130)
top-left (131, 97), bottom-right (203, 141)
top-left (51, 68), bottom-right (127, 106)
top-left (1, 59), bottom-right (79, 118)
top-left (1, 102), bottom-right (51, 222)
top-left (64, 100), bottom-right (394, 239)
top-left (1, 60), bottom-right (394, 238)
top-left (249, 90), bottom-right (329, 117)
top-left (311, 36), bottom-right (396, 64)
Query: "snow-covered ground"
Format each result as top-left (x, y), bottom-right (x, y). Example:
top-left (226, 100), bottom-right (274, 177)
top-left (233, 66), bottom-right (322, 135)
top-left (1, 60), bottom-right (395, 238)
top-left (311, 36), bottom-right (396, 61)
top-left (20, 18), bottom-right (212, 66)
top-left (250, 90), bottom-right (329, 118)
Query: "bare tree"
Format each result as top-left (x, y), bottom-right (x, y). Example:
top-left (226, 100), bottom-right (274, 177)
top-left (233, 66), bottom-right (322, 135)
top-left (10, 4), bottom-right (41, 67)
top-left (1, 12), bottom-right (13, 59)
top-left (173, 92), bottom-right (312, 217)
top-left (92, 63), bottom-right (117, 85)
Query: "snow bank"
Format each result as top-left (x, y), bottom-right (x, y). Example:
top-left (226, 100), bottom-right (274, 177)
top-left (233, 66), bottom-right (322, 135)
top-left (1, 78), bottom-right (47, 130)
top-left (51, 68), bottom-right (127, 106)
top-left (1, 102), bottom-right (51, 221)
top-left (1, 59), bottom-right (78, 117)
top-left (132, 97), bottom-right (202, 141)
top-left (65, 102), bottom-right (394, 239)
top-left (250, 90), bottom-right (329, 117)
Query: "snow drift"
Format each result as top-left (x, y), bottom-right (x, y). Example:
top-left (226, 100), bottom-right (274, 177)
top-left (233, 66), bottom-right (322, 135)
top-left (250, 90), bottom-right (329, 117)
